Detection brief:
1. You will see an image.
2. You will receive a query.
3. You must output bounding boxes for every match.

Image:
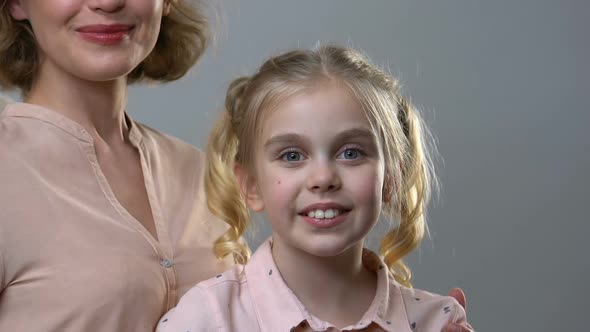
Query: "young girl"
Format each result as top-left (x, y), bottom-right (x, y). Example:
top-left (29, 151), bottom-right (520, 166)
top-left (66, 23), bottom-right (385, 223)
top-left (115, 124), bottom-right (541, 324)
top-left (157, 45), bottom-right (472, 331)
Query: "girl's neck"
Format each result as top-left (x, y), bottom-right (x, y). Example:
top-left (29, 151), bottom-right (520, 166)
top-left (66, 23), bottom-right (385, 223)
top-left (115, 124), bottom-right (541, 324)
top-left (271, 236), bottom-right (377, 328)
top-left (25, 59), bottom-right (130, 146)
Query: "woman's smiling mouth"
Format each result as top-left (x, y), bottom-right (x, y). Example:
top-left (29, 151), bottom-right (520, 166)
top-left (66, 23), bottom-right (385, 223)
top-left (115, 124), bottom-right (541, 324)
top-left (76, 24), bottom-right (134, 45)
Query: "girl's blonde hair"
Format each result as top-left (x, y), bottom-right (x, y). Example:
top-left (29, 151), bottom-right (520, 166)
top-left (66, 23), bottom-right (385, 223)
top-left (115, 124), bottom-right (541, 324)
top-left (206, 45), bottom-right (435, 287)
top-left (0, 0), bottom-right (209, 94)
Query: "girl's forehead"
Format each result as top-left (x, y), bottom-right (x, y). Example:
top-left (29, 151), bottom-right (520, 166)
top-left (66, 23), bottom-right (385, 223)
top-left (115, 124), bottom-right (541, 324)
top-left (258, 84), bottom-right (372, 138)
top-left (271, 82), bottom-right (361, 116)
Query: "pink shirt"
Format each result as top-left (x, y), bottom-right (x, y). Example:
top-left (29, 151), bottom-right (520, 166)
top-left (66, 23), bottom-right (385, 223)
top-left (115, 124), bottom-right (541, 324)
top-left (0, 103), bottom-right (232, 331)
top-left (157, 239), bottom-right (468, 332)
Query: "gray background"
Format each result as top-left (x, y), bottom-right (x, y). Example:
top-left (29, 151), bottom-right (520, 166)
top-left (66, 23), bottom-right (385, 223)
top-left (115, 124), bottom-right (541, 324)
top-left (2, 1), bottom-right (589, 331)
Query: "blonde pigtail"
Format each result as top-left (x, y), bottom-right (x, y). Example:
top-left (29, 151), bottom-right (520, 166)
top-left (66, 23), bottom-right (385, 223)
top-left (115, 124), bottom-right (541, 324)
top-left (380, 96), bottom-right (433, 288)
top-left (206, 77), bottom-right (252, 265)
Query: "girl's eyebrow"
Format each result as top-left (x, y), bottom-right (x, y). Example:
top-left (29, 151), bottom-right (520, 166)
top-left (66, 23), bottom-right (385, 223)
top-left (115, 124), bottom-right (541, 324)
top-left (263, 127), bottom-right (376, 150)
top-left (333, 127), bottom-right (376, 143)
top-left (264, 133), bottom-right (309, 150)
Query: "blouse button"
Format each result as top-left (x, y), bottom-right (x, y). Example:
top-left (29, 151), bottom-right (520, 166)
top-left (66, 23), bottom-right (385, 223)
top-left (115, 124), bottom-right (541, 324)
top-left (160, 258), bottom-right (174, 268)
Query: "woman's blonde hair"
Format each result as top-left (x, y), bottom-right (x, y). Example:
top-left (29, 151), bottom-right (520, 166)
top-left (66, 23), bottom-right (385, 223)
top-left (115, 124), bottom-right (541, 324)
top-left (0, 0), bottom-right (208, 94)
top-left (206, 45), bottom-right (435, 287)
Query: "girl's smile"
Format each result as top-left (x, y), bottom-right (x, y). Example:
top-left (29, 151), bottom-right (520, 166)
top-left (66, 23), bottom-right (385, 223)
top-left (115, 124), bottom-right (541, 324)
top-left (298, 202), bottom-right (352, 228)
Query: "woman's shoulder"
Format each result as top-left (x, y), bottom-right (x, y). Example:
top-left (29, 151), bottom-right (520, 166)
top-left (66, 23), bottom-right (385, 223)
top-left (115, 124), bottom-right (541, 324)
top-left (0, 103), bottom-right (60, 169)
top-left (0, 102), bottom-right (88, 149)
top-left (1, 102), bottom-right (33, 144)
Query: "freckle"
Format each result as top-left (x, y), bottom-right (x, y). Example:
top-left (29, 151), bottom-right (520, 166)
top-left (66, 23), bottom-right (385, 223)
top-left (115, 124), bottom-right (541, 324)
top-left (277, 179), bottom-right (281, 184)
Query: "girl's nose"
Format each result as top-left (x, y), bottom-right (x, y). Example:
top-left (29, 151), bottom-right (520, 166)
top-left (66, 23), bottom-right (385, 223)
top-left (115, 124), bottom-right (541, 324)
top-left (306, 161), bottom-right (342, 193)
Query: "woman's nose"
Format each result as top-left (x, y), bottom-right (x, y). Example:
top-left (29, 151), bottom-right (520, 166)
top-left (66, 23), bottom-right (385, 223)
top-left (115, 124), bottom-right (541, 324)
top-left (88, 0), bottom-right (125, 13)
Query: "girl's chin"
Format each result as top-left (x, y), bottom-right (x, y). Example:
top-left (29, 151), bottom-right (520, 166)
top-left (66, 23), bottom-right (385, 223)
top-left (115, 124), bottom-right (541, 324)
top-left (295, 240), bottom-right (358, 258)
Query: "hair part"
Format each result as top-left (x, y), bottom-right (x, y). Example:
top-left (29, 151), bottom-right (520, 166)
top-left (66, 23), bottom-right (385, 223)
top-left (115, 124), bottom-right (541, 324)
top-left (0, 0), bottom-right (209, 94)
top-left (206, 45), bottom-right (436, 287)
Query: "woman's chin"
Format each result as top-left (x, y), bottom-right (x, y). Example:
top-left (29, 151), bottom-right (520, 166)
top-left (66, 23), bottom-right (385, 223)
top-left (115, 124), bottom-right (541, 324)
top-left (71, 66), bottom-right (135, 83)
top-left (61, 53), bottom-right (141, 83)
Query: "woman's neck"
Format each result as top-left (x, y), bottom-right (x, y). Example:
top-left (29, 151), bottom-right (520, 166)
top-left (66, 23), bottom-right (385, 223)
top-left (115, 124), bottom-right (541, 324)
top-left (271, 236), bottom-right (377, 328)
top-left (25, 60), bottom-right (130, 145)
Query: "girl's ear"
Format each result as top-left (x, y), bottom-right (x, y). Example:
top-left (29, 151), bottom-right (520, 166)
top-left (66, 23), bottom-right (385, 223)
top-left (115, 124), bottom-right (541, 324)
top-left (234, 164), bottom-right (265, 212)
top-left (8, 0), bottom-right (28, 20)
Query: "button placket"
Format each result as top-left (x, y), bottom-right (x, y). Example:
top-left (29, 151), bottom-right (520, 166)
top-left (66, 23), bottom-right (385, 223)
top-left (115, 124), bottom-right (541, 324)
top-left (157, 254), bottom-right (178, 309)
top-left (160, 258), bottom-right (174, 268)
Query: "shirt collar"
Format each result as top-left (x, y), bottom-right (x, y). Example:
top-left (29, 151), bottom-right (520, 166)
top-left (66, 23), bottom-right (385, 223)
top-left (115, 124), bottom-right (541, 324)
top-left (245, 238), bottom-right (414, 332)
top-left (2, 102), bottom-right (142, 146)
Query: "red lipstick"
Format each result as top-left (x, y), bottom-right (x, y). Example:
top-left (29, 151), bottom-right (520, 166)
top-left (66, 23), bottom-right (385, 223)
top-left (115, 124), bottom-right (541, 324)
top-left (76, 24), bottom-right (133, 45)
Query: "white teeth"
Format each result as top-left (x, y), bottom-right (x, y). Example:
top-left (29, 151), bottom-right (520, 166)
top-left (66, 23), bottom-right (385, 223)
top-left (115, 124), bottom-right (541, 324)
top-left (324, 209), bottom-right (334, 219)
top-left (306, 209), bottom-right (341, 219)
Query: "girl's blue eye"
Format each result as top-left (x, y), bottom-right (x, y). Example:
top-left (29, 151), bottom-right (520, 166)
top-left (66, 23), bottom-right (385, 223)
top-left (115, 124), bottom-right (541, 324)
top-left (282, 151), bottom-right (303, 162)
top-left (340, 149), bottom-right (360, 160)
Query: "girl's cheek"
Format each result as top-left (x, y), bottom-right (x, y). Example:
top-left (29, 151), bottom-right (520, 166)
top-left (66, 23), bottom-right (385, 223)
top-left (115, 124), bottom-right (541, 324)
top-left (348, 168), bottom-right (384, 200)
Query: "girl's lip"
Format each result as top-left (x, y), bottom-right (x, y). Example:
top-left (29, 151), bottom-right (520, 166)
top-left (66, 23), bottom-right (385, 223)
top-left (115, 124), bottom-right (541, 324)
top-left (299, 202), bottom-right (350, 215)
top-left (301, 211), bottom-right (349, 228)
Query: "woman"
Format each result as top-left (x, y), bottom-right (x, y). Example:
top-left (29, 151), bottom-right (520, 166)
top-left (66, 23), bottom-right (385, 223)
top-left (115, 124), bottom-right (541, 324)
top-left (0, 0), bottom-right (471, 331)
